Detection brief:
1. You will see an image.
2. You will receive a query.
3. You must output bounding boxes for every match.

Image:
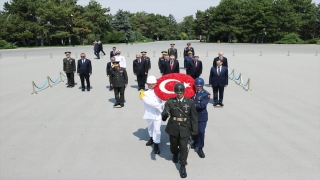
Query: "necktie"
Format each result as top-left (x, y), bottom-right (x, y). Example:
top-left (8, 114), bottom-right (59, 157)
top-left (138, 60), bottom-right (140, 64)
top-left (170, 62), bottom-right (173, 70)
top-left (218, 66), bottom-right (221, 75)
top-left (194, 61), bottom-right (197, 67)
top-left (178, 100), bottom-right (181, 105)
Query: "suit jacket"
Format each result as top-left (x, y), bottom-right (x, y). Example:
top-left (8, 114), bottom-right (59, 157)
top-left (209, 66), bottom-right (228, 86)
top-left (63, 58), bottom-right (76, 73)
top-left (110, 51), bottom-right (117, 59)
top-left (163, 60), bottom-right (180, 75)
top-left (186, 60), bottom-right (202, 76)
top-left (183, 47), bottom-right (195, 57)
top-left (77, 59), bottom-right (92, 74)
top-left (213, 56), bottom-right (228, 67)
top-left (141, 56), bottom-right (151, 70)
top-left (106, 62), bottom-right (112, 76)
top-left (133, 59), bottom-right (148, 75)
top-left (184, 55), bottom-right (194, 68)
top-left (193, 89), bottom-right (210, 121)
top-left (94, 43), bottom-right (100, 51)
top-left (168, 48), bottom-right (178, 60)
top-left (158, 57), bottom-right (164, 70)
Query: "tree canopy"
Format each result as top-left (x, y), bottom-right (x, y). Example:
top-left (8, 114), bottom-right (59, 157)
top-left (0, 0), bottom-right (319, 47)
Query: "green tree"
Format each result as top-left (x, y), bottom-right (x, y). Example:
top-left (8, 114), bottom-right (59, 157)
top-left (111, 9), bottom-right (132, 39)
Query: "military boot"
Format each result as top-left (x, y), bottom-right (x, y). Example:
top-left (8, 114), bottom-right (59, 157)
top-left (180, 165), bottom-right (187, 178)
top-left (172, 153), bottom-right (179, 163)
top-left (146, 137), bottom-right (154, 146)
top-left (154, 143), bottom-right (160, 154)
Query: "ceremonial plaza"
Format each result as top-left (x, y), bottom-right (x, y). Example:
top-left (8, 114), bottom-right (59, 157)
top-left (0, 41), bottom-right (319, 179)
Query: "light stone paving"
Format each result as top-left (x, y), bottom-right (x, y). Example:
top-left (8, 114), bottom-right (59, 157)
top-left (0, 41), bottom-right (319, 180)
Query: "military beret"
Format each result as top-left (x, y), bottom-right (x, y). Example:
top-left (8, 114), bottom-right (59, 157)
top-left (187, 43), bottom-right (191, 45)
top-left (188, 51), bottom-right (193, 54)
top-left (161, 51), bottom-right (167, 54)
top-left (141, 51), bottom-right (147, 54)
top-left (170, 43), bottom-right (175, 45)
top-left (65, 51), bottom-right (71, 54)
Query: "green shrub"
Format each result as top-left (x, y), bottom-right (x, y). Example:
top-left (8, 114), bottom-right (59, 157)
top-left (179, 32), bottom-right (188, 40)
top-left (275, 33), bottom-right (304, 44)
top-left (105, 31), bottom-right (126, 43)
top-left (0, 40), bottom-right (17, 49)
top-left (304, 38), bottom-right (320, 44)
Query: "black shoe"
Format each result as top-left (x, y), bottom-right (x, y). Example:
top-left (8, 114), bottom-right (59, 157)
top-left (197, 148), bottom-right (205, 158)
top-left (146, 137), bottom-right (154, 146)
top-left (180, 165), bottom-right (187, 178)
top-left (113, 103), bottom-right (121, 108)
top-left (219, 102), bottom-right (224, 106)
top-left (191, 141), bottom-right (197, 149)
top-left (67, 85), bottom-right (71, 88)
top-left (82, 88), bottom-right (85, 91)
top-left (87, 88), bottom-right (90, 91)
top-left (138, 88), bottom-right (140, 91)
top-left (120, 104), bottom-right (124, 107)
top-left (213, 102), bottom-right (218, 106)
top-left (154, 143), bottom-right (160, 154)
top-left (172, 154), bottom-right (178, 163)
top-left (70, 85), bottom-right (74, 88)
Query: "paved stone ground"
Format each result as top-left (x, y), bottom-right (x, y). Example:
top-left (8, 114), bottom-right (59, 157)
top-left (0, 41), bottom-right (319, 180)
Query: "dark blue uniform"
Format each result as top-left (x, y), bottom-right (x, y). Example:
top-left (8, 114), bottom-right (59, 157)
top-left (192, 88), bottom-right (210, 148)
top-left (184, 55), bottom-right (194, 69)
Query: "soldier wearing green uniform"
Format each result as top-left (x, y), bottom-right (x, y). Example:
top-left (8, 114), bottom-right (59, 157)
top-left (110, 61), bottom-right (128, 108)
top-left (63, 51), bottom-right (76, 88)
top-left (162, 83), bottom-right (198, 178)
top-left (168, 43), bottom-right (178, 60)
top-left (141, 51), bottom-right (151, 71)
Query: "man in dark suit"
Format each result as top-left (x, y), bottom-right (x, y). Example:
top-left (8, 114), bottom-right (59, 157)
top-left (183, 43), bottom-right (195, 57)
top-left (110, 47), bottom-right (117, 59)
top-left (106, 57), bottom-right (115, 91)
top-left (184, 51), bottom-right (194, 69)
top-left (163, 55), bottom-right (180, 75)
top-left (158, 51), bottom-right (167, 73)
top-left (98, 40), bottom-right (106, 55)
top-left (63, 51), bottom-right (76, 88)
top-left (213, 51), bottom-right (228, 67)
top-left (209, 59), bottom-right (228, 106)
top-left (77, 53), bottom-right (92, 92)
top-left (168, 43), bottom-right (178, 60)
top-left (94, 40), bottom-right (100, 59)
top-left (186, 56), bottom-right (202, 79)
top-left (160, 54), bottom-right (169, 76)
top-left (133, 54), bottom-right (148, 90)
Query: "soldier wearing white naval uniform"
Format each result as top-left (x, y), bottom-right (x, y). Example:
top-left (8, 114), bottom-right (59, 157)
top-left (139, 75), bottom-right (164, 154)
top-left (114, 50), bottom-right (126, 69)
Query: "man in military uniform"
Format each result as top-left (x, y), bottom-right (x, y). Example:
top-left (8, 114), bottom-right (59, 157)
top-left (141, 51), bottom-right (151, 71)
top-left (168, 43), bottom-right (178, 60)
top-left (184, 51), bottom-right (194, 70)
top-left (158, 51), bottom-right (167, 74)
top-left (63, 51), bottom-right (76, 88)
top-left (110, 60), bottom-right (128, 108)
top-left (191, 78), bottom-right (210, 158)
top-left (162, 83), bottom-right (198, 178)
top-left (183, 43), bottom-right (195, 57)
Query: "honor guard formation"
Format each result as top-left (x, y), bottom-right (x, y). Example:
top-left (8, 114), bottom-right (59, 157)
top-left (63, 43), bottom-right (229, 178)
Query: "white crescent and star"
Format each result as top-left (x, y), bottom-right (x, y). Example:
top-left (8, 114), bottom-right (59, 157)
top-left (159, 79), bottom-right (191, 94)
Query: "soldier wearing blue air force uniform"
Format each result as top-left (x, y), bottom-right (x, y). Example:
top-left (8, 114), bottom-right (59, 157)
top-left (191, 78), bottom-right (210, 158)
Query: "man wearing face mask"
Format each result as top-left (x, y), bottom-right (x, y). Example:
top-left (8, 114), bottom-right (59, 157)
top-left (162, 83), bottom-right (198, 178)
top-left (191, 78), bottom-right (210, 158)
top-left (139, 75), bottom-right (164, 154)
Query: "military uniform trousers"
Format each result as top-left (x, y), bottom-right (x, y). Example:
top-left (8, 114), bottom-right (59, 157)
top-left (192, 121), bottom-right (207, 148)
top-left (114, 86), bottom-right (125, 104)
top-left (137, 74), bottom-right (146, 89)
top-left (147, 119), bottom-right (161, 143)
top-left (170, 130), bottom-right (189, 165)
top-left (66, 73), bottom-right (75, 86)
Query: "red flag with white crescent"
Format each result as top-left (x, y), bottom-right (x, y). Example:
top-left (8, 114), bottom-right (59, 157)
top-left (154, 73), bottom-right (195, 101)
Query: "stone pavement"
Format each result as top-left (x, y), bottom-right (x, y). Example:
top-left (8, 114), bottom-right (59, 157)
top-left (0, 41), bottom-right (319, 179)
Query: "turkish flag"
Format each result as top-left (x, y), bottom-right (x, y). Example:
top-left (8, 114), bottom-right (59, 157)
top-left (154, 73), bottom-right (195, 101)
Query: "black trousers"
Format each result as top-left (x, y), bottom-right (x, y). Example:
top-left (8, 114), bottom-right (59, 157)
top-left (212, 85), bottom-right (224, 102)
top-left (114, 86), bottom-right (125, 104)
top-left (108, 76), bottom-right (113, 90)
top-left (100, 49), bottom-right (106, 55)
top-left (80, 74), bottom-right (90, 89)
top-left (190, 74), bottom-right (199, 79)
top-left (137, 74), bottom-right (146, 89)
top-left (170, 135), bottom-right (189, 165)
top-left (66, 73), bottom-right (74, 86)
